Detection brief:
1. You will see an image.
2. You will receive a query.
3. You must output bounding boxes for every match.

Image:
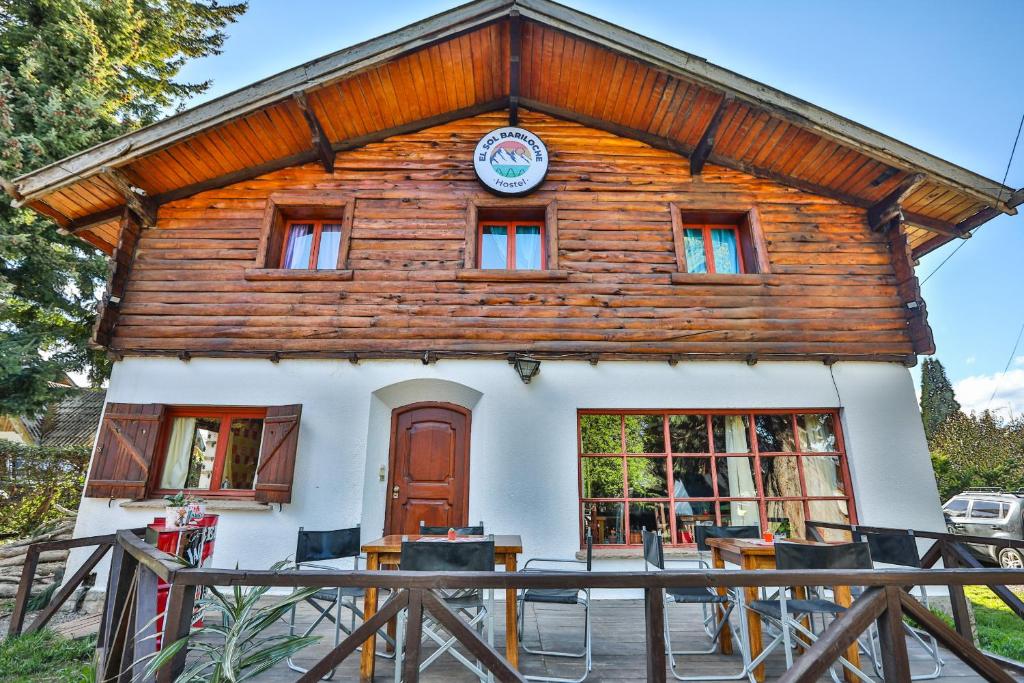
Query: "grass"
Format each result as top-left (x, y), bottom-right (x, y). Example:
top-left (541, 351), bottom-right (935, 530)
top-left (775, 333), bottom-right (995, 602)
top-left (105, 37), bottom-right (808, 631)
top-left (965, 585), bottom-right (1024, 662)
top-left (0, 630), bottom-right (95, 683)
top-left (922, 586), bottom-right (1024, 663)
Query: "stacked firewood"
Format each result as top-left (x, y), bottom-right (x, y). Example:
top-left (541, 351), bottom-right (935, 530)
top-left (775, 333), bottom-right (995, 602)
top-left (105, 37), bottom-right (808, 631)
top-left (0, 517), bottom-right (74, 600)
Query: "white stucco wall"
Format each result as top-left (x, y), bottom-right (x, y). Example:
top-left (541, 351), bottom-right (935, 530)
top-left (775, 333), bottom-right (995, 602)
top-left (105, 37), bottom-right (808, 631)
top-left (67, 357), bottom-right (943, 595)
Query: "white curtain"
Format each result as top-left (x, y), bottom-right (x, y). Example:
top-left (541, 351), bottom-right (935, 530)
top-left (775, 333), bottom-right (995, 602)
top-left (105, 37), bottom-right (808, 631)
top-left (724, 416), bottom-right (758, 526)
top-left (160, 417), bottom-right (195, 489)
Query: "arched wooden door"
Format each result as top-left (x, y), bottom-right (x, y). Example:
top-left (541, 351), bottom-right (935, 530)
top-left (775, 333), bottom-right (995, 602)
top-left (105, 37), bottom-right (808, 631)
top-left (384, 402), bottom-right (471, 535)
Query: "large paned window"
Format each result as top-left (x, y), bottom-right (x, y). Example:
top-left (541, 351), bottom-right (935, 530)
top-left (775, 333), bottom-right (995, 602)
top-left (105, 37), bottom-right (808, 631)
top-left (578, 410), bottom-right (854, 546)
top-left (155, 408), bottom-right (266, 495)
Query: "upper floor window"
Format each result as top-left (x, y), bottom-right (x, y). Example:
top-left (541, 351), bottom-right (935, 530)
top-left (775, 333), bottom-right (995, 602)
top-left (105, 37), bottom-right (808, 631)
top-left (682, 224), bottom-right (744, 274)
top-left (669, 206), bottom-right (768, 278)
top-left (282, 220), bottom-right (343, 270)
top-left (479, 221), bottom-right (546, 270)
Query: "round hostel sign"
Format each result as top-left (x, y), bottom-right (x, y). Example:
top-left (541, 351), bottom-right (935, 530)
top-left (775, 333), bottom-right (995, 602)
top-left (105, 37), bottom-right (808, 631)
top-left (473, 127), bottom-right (549, 196)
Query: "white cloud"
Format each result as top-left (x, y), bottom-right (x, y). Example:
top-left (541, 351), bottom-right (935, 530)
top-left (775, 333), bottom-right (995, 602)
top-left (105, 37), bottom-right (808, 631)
top-left (965, 355), bottom-right (976, 365)
top-left (954, 369), bottom-right (1024, 418)
top-left (1014, 356), bottom-right (1024, 367)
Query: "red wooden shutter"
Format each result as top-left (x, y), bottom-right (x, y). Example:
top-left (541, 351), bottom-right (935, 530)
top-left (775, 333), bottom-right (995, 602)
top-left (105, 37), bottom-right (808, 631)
top-left (84, 403), bottom-right (166, 499)
top-left (254, 404), bottom-right (302, 503)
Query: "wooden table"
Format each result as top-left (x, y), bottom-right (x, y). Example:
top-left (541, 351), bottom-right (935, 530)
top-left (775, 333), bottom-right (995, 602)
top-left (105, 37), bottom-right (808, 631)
top-left (359, 534), bottom-right (523, 681)
top-left (705, 537), bottom-right (860, 683)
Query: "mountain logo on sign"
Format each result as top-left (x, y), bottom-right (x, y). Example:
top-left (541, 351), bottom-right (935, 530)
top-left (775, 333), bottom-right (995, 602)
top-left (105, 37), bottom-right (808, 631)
top-left (488, 141), bottom-right (532, 178)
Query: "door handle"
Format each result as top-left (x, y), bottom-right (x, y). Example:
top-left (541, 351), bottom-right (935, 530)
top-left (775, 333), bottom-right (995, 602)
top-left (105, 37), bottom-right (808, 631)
top-left (392, 485), bottom-right (400, 499)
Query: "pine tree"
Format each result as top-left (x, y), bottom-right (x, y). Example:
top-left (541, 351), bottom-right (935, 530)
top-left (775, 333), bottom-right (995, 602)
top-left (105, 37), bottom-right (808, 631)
top-left (0, 0), bottom-right (246, 414)
top-left (920, 357), bottom-right (962, 440)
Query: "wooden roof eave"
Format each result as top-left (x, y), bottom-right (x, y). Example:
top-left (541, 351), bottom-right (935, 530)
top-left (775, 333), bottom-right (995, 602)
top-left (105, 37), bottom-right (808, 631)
top-left (9, 0), bottom-right (517, 204)
top-left (513, 0), bottom-right (1016, 215)
top-left (7, 0), bottom-right (1017, 239)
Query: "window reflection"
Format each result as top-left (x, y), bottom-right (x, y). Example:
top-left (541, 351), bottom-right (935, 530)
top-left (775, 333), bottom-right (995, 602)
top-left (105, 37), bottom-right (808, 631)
top-left (797, 414), bottom-right (836, 452)
top-left (581, 458), bottom-right (624, 498)
top-left (583, 502), bottom-right (624, 545)
top-left (755, 414), bottom-right (795, 452)
top-left (626, 414), bottom-right (665, 453)
top-left (627, 458), bottom-right (668, 498)
top-left (669, 414), bottom-right (707, 453)
top-left (715, 457), bottom-right (757, 498)
top-left (629, 502), bottom-right (669, 544)
top-left (672, 457), bottom-right (713, 498)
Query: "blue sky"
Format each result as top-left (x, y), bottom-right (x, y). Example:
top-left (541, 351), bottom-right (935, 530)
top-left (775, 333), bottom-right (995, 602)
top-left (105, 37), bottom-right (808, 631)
top-left (176, 1), bottom-right (1024, 414)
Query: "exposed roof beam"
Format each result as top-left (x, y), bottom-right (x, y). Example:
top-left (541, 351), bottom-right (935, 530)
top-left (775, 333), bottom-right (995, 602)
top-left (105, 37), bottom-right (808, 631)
top-left (522, 97), bottom-right (878, 210)
top-left (867, 172), bottom-right (925, 232)
top-left (514, 0), bottom-right (1015, 213)
top-left (902, 211), bottom-right (961, 238)
top-left (12, 0), bottom-right (1015, 216)
top-left (689, 95), bottom-right (731, 176)
top-left (293, 92), bottom-right (335, 173)
top-left (508, 10), bottom-right (522, 127)
top-left (65, 206), bottom-right (124, 234)
top-left (11, 0), bottom-right (514, 202)
top-left (152, 99), bottom-right (509, 207)
top-left (100, 167), bottom-right (157, 226)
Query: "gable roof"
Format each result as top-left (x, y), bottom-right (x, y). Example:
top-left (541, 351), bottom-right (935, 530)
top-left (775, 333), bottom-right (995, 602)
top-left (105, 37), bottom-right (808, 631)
top-left (5, 0), bottom-right (1020, 258)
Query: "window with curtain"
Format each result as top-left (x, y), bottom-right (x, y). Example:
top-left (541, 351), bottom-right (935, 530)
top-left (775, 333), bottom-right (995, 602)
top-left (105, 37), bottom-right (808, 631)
top-left (578, 410), bottom-right (853, 546)
top-left (156, 408), bottom-right (266, 494)
top-left (478, 221), bottom-right (545, 270)
top-left (281, 220), bottom-right (343, 270)
top-left (682, 224), bottom-right (743, 274)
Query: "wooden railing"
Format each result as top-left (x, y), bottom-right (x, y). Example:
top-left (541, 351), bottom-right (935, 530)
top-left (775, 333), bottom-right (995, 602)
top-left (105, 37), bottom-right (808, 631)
top-left (805, 520), bottom-right (1024, 649)
top-left (9, 527), bottom-right (1024, 682)
top-left (6, 530), bottom-right (130, 639)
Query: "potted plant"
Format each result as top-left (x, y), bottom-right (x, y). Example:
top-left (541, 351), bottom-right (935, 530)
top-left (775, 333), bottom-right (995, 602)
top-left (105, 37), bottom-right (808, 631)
top-left (164, 493), bottom-right (191, 529)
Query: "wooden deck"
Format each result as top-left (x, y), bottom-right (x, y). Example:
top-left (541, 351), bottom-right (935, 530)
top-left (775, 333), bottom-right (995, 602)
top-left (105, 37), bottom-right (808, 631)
top-left (239, 598), bottom-right (1018, 682)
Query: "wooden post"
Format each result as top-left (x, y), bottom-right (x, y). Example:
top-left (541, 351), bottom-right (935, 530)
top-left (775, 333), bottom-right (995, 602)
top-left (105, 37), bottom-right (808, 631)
top-left (644, 587), bottom-right (667, 683)
top-left (25, 543), bottom-right (111, 635)
top-left (401, 589), bottom-right (424, 683)
top-left (100, 543), bottom-right (139, 682)
top-left (875, 586), bottom-right (911, 682)
top-left (941, 541), bottom-right (977, 643)
top-left (155, 582), bottom-right (195, 683)
top-left (132, 565), bottom-right (160, 683)
top-left (7, 545), bottom-right (40, 638)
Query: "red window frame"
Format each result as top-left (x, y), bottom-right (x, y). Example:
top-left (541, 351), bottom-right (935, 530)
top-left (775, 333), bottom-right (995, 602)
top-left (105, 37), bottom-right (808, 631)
top-left (577, 409), bottom-right (856, 548)
top-left (477, 221), bottom-right (547, 270)
top-left (280, 219), bottom-right (342, 270)
top-left (152, 406), bottom-right (267, 498)
top-left (684, 224), bottom-right (745, 274)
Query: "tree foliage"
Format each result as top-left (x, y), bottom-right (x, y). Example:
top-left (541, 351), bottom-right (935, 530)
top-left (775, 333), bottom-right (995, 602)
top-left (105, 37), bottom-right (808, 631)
top-left (920, 357), bottom-right (961, 441)
top-left (0, 0), bottom-right (246, 414)
top-left (929, 411), bottom-right (1024, 502)
top-left (0, 440), bottom-right (90, 536)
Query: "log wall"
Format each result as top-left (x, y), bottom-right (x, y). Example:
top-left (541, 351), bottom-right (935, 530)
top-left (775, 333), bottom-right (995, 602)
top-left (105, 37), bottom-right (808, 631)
top-left (111, 110), bottom-right (917, 361)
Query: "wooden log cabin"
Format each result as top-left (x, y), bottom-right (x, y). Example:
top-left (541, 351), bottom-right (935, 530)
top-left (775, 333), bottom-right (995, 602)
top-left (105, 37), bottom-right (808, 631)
top-left (9, 0), bottom-right (1021, 580)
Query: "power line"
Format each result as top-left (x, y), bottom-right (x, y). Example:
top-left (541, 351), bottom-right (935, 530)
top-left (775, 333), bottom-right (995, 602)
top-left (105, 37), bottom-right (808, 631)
top-left (920, 239), bottom-right (967, 285)
top-left (986, 319), bottom-right (1024, 412)
top-left (918, 111), bottom-right (1023, 286)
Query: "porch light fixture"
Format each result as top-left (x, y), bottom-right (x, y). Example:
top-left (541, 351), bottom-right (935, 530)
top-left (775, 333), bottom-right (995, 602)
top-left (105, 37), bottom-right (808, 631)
top-left (511, 354), bottom-right (541, 384)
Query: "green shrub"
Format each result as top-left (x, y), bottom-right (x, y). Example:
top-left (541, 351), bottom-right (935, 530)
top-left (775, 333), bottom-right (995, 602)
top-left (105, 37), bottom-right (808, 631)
top-left (0, 441), bottom-right (89, 538)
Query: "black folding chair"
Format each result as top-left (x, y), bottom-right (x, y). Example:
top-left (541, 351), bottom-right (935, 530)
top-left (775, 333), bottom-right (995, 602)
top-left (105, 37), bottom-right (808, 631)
top-left (517, 529), bottom-right (594, 682)
top-left (854, 528), bottom-right (944, 679)
top-left (394, 539), bottom-right (496, 682)
top-left (287, 526), bottom-right (393, 679)
top-left (747, 541), bottom-right (874, 683)
top-left (643, 528), bottom-right (755, 682)
top-left (419, 520), bottom-right (485, 535)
